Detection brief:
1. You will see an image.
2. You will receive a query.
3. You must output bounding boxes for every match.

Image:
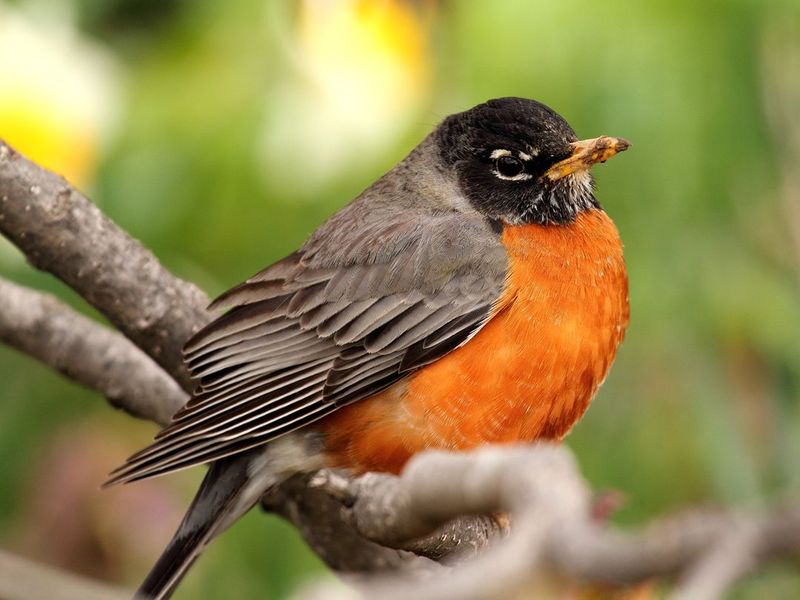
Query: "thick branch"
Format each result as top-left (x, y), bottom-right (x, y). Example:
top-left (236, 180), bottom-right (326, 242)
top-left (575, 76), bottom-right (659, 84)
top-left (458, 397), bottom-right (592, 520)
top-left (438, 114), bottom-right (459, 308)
top-left (263, 474), bottom-right (441, 573)
top-left (303, 469), bottom-right (506, 563)
top-left (3, 142), bottom-right (799, 600)
top-left (0, 141), bottom-right (209, 391)
top-left (300, 445), bottom-right (800, 600)
top-left (0, 276), bottom-right (187, 425)
top-left (0, 140), bottom-right (436, 574)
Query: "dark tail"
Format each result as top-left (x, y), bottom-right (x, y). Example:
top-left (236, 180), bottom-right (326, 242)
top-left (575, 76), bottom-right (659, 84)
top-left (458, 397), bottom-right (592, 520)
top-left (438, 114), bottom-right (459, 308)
top-left (134, 454), bottom-right (259, 600)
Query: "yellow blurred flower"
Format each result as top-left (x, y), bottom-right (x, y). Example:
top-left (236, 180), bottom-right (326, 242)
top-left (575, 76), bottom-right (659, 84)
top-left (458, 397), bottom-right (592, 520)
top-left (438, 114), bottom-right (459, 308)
top-left (0, 5), bottom-right (120, 188)
top-left (298, 0), bottom-right (429, 126)
top-left (262, 0), bottom-right (434, 189)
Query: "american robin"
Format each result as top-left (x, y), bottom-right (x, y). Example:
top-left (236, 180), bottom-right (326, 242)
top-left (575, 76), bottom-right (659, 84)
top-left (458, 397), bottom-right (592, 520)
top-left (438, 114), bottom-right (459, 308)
top-left (107, 97), bottom-right (630, 599)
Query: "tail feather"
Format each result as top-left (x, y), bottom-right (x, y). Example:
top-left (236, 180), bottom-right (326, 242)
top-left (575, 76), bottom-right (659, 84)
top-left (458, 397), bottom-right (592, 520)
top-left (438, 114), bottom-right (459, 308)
top-left (134, 454), bottom-right (258, 600)
top-left (128, 434), bottom-right (321, 599)
top-left (135, 526), bottom-right (207, 600)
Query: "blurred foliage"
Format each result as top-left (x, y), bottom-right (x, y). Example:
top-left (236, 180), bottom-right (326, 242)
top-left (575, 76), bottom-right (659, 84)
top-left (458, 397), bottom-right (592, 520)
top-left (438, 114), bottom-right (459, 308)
top-left (1, 0), bottom-right (799, 597)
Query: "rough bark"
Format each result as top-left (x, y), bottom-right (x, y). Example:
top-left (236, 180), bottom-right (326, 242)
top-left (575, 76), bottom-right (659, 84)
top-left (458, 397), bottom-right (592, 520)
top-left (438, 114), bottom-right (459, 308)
top-left (0, 138), bottom-right (438, 574)
top-left (0, 142), bottom-right (209, 391)
top-left (0, 276), bottom-right (187, 425)
top-left (2, 139), bottom-right (800, 600)
top-left (298, 446), bottom-right (800, 600)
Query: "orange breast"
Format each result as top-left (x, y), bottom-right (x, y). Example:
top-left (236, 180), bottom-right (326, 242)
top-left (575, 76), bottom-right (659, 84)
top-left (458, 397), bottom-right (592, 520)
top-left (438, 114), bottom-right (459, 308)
top-left (318, 209), bottom-right (629, 474)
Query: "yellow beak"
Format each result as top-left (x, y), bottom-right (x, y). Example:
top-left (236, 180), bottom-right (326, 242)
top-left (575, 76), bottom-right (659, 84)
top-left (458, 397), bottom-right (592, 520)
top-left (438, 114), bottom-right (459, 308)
top-left (543, 136), bottom-right (630, 181)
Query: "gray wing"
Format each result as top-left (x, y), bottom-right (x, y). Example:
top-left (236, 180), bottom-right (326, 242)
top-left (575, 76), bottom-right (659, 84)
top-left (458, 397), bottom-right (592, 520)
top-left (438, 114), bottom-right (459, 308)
top-left (107, 208), bottom-right (507, 484)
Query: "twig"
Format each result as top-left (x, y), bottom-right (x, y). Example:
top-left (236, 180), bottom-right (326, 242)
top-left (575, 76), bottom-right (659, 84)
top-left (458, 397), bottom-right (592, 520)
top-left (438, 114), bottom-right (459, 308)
top-left (0, 276), bottom-right (187, 425)
top-left (673, 508), bottom-right (800, 599)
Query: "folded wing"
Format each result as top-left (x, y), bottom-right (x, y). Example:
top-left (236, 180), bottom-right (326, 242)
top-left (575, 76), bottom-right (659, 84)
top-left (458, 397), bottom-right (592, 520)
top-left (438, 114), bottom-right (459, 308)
top-left (107, 209), bottom-right (508, 484)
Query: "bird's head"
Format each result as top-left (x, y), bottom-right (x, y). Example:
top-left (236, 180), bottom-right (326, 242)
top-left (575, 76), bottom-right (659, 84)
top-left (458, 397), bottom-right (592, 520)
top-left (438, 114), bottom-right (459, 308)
top-left (436, 97), bottom-right (629, 225)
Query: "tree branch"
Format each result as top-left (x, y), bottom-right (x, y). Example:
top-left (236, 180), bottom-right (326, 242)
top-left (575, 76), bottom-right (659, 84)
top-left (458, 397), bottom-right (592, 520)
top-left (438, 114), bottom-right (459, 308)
top-left (0, 276), bottom-right (187, 425)
top-left (0, 139), bottom-right (437, 574)
top-left (2, 140), bottom-right (800, 600)
top-left (0, 142), bottom-right (209, 391)
top-left (298, 445), bottom-right (800, 600)
top-left (263, 474), bottom-right (442, 574)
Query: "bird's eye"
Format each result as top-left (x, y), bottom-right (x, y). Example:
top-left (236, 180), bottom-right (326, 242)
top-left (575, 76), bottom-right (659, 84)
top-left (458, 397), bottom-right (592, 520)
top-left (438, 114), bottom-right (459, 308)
top-left (496, 156), bottom-right (523, 177)
top-left (494, 155), bottom-right (524, 178)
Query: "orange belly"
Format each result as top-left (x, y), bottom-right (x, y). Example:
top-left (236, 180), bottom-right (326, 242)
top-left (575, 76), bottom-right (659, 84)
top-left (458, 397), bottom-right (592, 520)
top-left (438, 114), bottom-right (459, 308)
top-left (318, 209), bottom-right (629, 474)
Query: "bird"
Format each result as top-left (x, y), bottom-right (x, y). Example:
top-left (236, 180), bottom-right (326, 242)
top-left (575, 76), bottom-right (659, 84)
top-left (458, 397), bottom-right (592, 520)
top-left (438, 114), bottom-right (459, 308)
top-left (106, 97), bottom-right (630, 599)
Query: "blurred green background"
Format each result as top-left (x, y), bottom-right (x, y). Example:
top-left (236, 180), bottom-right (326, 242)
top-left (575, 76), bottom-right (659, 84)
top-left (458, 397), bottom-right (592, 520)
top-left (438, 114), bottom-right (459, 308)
top-left (1, 0), bottom-right (799, 597)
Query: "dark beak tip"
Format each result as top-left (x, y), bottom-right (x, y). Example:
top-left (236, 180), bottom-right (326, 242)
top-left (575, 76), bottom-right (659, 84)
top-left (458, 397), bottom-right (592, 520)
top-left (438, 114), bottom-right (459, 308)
top-left (615, 137), bottom-right (631, 152)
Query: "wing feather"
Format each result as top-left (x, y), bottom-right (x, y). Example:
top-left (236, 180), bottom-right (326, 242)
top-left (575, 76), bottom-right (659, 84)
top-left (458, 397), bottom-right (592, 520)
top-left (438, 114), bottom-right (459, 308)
top-left (332, 294), bottom-right (418, 344)
top-left (108, 208), bottom-right (508, 485)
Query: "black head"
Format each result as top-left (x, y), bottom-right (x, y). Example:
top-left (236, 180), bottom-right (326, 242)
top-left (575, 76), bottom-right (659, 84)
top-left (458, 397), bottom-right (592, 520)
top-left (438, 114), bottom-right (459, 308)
top-left (436, 97), bottom-right (628, 225)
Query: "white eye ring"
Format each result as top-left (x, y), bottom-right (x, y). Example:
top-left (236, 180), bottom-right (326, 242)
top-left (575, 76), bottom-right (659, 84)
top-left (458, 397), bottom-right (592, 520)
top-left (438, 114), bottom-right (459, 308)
top-left (490, 149), bottom-right (533, 181)
top-left (493, 170), bottom-right (532, 181)
top-left (490, 149), bottom-right (512, 159)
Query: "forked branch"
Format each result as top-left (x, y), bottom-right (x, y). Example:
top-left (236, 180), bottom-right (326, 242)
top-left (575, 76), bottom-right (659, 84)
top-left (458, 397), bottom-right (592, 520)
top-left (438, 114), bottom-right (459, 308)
top-left (2, 141), bottom-right (800, 600)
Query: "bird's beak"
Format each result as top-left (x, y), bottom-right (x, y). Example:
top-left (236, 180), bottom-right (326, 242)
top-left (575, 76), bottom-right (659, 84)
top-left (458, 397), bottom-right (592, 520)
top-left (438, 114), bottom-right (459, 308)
top-left (543, 136), bottom-right (630, 181)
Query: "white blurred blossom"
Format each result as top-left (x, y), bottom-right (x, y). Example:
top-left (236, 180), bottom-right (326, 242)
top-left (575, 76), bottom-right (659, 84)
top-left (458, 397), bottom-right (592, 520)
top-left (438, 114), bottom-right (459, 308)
top-left (261, 0), bottom-right (433, 190)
